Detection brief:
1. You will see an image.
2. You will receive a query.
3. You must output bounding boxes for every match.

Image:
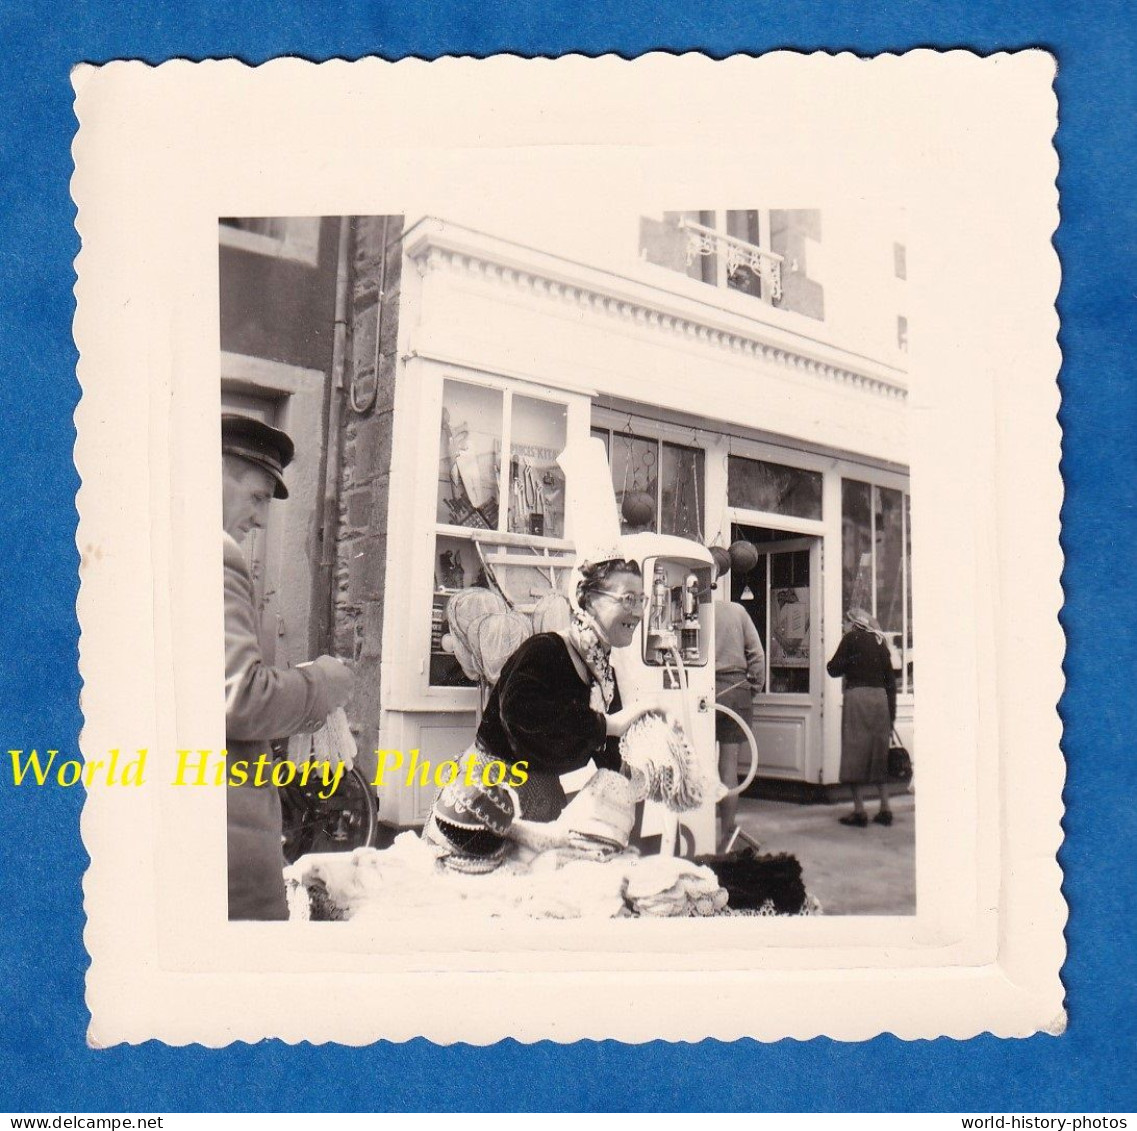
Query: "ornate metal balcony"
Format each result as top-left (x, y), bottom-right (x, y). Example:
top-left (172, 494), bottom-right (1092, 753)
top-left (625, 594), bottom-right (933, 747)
top-left (679, 218), bottom-right (784, 302)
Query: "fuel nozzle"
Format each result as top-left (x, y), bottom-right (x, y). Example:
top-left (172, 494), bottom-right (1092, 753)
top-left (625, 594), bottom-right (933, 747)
top-left (681, 572), bottom-right (701, 662)
top-left (647, 563), bottom-right (676, 662)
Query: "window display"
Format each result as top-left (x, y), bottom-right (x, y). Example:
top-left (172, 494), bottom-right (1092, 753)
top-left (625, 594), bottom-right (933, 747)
top-left (660, 441), bottom-right (705, 541)
top-left (437, 379), bottom-right (502, 529)
top-left (594, 425), bottom-right (705, 538)
top-left (508, 395), bottom-right (567, 539)
top-left (769, 550), bottom-right (811, 693)
top-left (431, 377), bottom-right (573, 688)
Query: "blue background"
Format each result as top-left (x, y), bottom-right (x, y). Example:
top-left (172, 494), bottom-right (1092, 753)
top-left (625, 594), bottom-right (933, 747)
top-left (1, 0), bottom-right (1134, 1114)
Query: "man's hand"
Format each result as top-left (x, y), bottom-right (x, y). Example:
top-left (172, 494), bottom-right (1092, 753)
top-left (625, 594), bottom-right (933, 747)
top-left (310, 654), bottom-right (354, 710)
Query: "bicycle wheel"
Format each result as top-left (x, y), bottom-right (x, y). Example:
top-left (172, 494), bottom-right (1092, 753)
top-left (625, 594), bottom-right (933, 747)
top-left (280, 764), bottom-right (378, 865)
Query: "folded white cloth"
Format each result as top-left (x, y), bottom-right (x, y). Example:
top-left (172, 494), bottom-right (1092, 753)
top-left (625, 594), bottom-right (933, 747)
top-left (284, 836), bottom-right (730, 922)
top-left (286, 706), bottom-right (357, 771)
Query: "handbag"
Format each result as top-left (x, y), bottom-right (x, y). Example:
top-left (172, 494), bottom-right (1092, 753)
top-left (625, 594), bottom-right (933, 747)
top-left (887, 728), bottom-right (913, 782)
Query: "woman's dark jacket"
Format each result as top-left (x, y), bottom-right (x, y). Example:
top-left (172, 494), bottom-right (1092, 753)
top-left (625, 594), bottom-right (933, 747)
top-left (476, 633), bottom-right (623, 775)
top-left (825, 628), bottom-right (898, 722)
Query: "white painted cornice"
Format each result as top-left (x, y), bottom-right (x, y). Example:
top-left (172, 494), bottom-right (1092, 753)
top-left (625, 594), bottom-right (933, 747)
top-left (402, 217), bottom-right (908, 401)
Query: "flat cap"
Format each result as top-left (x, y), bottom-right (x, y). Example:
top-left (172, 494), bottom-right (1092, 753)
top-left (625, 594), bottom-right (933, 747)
top-left (221, 413), bottom-right (295, 499)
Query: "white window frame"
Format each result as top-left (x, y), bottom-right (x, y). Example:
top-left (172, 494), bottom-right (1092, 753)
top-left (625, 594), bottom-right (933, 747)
top-left (838, 474), bottom-right (915, 697)
top-left (410, 364), bottom-right (590, 706)
top-left (588, 416), bottom-right (709, 543)
top-left (218, 217), bottom-right (322, 266)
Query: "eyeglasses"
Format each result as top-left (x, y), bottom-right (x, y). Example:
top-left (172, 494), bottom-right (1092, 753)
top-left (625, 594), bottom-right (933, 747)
top-left (593, 590), bottom-right (649, 612)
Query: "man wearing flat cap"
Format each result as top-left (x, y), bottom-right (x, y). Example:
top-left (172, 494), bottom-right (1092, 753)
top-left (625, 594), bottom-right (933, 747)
top-left (221, 413), bottom-right (353, 920)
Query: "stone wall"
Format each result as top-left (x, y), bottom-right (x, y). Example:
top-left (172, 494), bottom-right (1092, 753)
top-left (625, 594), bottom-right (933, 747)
top-left (332, 216), bottom-right (403, 763)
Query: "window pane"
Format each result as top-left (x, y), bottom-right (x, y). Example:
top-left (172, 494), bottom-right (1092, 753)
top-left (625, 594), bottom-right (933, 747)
top-left (611, 432), bottom-right (659, 534)
top-left (875, 486), bottom-right (904, 635)
top-left (725, 210), bottom-right (764, 299)
top-left (771, 209), bottom-right (825, 321)
top-left (508, 396), bottom-right (567, 539)
top-left (430, 534), bottom-right (489, 687)
top-left (730, 546), bottom-right (767, 690)
top-left (842, 479), bottom-right (873, 615)
top-left (728, 455), bottom-right (822, 520)
top-left (660, 442), bottom-right (705, 540)
top-left (639, 210), bottom-right (716, 284)
top-left (438, 380), bottom-right (502, 529)
top-left (769, 550), bottom-right (810, 691)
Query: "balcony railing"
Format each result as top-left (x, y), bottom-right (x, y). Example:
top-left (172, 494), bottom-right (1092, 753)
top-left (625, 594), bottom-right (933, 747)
top-left (679, 218), bottom-right (784, 303)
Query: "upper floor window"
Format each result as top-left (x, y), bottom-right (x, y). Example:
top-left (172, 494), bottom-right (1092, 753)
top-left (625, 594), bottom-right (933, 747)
top-left (639, 209), bottom-right (825, 321)
top-left (218, 217), bottom-right (322, 266)
top-left (893, 241), bottom-right (907, 281)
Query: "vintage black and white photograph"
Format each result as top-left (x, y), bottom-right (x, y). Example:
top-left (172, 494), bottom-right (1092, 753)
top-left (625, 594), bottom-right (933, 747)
top-left (217, 207), bottom-right (916, 924)
top-left (75, 55), bottom-right (1064, 1044)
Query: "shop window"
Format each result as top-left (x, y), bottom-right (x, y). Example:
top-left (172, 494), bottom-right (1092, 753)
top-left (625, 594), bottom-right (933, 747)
top-left (430, 534), bottom-right (492, 687)
top-left (729, 525), bottom-right (812, 695)
top-left (638, 208), bottom-right (825, 320)
top-left (594, 427), bottom-right (705, 539)
top-left (437, 380), bottom-right (503, 528)
top-left (727, 455), bottom-right (823, 520)
top-left (841, 478), bottom-right (914, 694)
top-left (508, 396), bottom-right (567, 539)
top-left (432, 377), bottom-right (572, 688)
top-left (768, 549), bottom-right (811, 694)
top-left (660, 441), bottom-right (705, 540)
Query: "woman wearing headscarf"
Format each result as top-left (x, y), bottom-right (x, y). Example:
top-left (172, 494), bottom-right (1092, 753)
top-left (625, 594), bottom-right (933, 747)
top-left (826, 607), bottom-right (898, 827)
top-left (423, 557), bottom-right (660, 868)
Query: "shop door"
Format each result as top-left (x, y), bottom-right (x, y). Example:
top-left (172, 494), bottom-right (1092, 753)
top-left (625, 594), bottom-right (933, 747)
top-left (729, 525), bottom-right (822, 782)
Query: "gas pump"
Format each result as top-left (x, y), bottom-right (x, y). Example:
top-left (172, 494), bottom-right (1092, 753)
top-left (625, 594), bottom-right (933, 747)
top-left (557, 436), bottom-right (757, 856)
top-left (609, 532), bottom-right (723, 855)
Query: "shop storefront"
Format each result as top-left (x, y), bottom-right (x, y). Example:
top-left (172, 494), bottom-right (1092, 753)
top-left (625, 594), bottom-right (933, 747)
top-left (369, 212), bottom-right (913, 826)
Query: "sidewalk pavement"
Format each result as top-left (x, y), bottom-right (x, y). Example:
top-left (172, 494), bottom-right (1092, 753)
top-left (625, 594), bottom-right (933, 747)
top-left (733, 792), bottom-right (916, 916)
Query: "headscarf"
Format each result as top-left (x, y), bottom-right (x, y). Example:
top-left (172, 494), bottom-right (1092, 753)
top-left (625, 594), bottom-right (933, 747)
top-left (847, 606), bottom-right (886, 644)
top-left (562, 552), bottom-right (629, 712)
top-left (565, 606), bottom-right (616, 711)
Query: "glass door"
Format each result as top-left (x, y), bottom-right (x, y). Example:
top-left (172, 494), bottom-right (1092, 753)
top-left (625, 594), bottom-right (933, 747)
top-left (728, 524), bottom-right (822, 781)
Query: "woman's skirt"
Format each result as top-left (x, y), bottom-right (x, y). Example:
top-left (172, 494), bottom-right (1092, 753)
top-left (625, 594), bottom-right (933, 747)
top-left (839, 686), bottom-right (890, 785)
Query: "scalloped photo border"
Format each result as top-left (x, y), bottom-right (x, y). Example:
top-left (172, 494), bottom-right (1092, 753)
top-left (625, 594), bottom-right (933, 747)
top-left (71, 51), bottom-right (1064, 1046)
